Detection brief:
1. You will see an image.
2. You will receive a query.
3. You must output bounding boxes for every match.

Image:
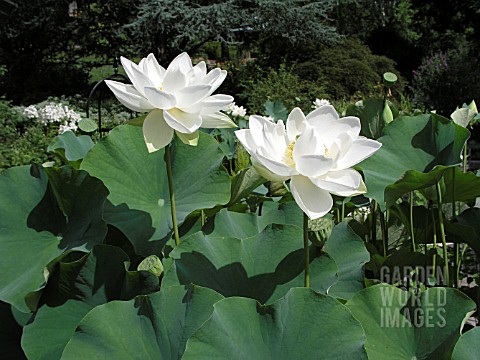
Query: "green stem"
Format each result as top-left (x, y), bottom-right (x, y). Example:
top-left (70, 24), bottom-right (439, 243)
top-left (303, 213), bottom-right (310, 288)
top-left (385, 209), bottom-right (390, 252)
top-left (458, 244), bottom-right (468, 283)
top-left (451, 167), bottom-right (459, 287)
top-left (371, 201), bottom-right (377, 245)
top-left (201, 209), bottom-right (206, 228)
top-left (379, 210), bottom-right (387, 257)
top-left (165, 144), bottom-right (180, 246)
top-left (341, 200), bottom-right (345, 222)
top-left (436, 182), bottom-right (449, 286)
top-left (409, 192), bottom-right (416, 252)
top-left (431, 202), bottom-right (438, 278)
top-left (463, 144), bottom-right (467, 173)
top-left (454, 243), bottom-right (459, 288)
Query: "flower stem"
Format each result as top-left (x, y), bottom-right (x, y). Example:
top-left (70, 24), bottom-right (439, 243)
top-left (371, 201), bottom-right (377, 245)
top-left (451, 167), bottom-right (459, 287)
top-left (431, 202), bottom-right (438, 278)
top-left (436, 182), bottom-right (449, 286)
top-left (379, 210), bottom-right (387, 257)
top-left (409, 192), bottom-right (416, 252)
top-left (463, 144), bottom-right (467, 173)
top-left (303, 213), bottom-right (310, 288)
top-left (165, 144), bottom-right (180, 246)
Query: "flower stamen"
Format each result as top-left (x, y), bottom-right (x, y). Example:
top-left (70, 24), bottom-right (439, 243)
top-left (283, 140), bottom-right (296, 166)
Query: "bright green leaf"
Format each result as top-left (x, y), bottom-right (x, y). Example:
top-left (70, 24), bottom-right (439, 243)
top-left (21, 245), bottom-right (160, 360)
top-left (346, 98), bottom-right (387, 139)
top-left (61, 285), bottom-right (223, 360)
top-left (324, 222), bottom-right (370, 300)
top-left (163, 225), bottom-right (338, 304)
top-left (442, 167), bottom-right (480, 203)
top-left (358, 114), bottom-right (469, 206)
top-left (77, 118), bottom-right (98, 133)
top-left (80, 125), bottom-right (231, 255)
top-left (183, 288), bottom-right (367, 359)
top-left (0, 165), bottom-right (107, 312)
top-left (451, 327), bottom-right (480, 360)
top-left (346, 284), bottom-right (476, 359)
top-left (228, 166), bottom-right (265, 205)
top-left (22, 300), bottom-right (92, 360)
top-left (384, 167), bottom-right (447, 207)
top-left (47, 131), bottom-right (94, 169)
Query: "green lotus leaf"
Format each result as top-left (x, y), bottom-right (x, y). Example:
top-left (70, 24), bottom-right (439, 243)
top-left (61, 285), bottom-right (223, 360)
top-left (204, 201), bottom-right (303, 240)
top-left (183, 287), bottom-right (367, 359)
top-left (388, 203), bottom-right (436, 246)
top-left (358, 114), bottom-right (469, 207)
top-left (346, 98), bottom-right (390, 139)
top-left (0, 165), bottom-right (108, 312)
top-left (324, 222), bottom-right (370, 300)
top-left (228, 166), bottom-right (265, 205)
top-left (77, 118), bottom-right (98, 133)
top-left (80, 125), bottom-right (231, 255)
top-left (47, 131), bottom-right (94, 168)
top-left (22, 300), bottom-right (92, 360)
top-left (445, 208), bottom-right (480, 256)
top-left (384, 167), bottom-right (447, 207)
top-left (40, 245), bottom-right (159, 307)
top-left (21, 245), bottom-right (159, 360)
top-left (451, 327), bottom-right (480, 360)
top-left (163, 224), bottom-right (338, 304)
top-left (383, 72), bottom-right (398, 87)
top-left (442, 166), bottom-right (480, 203)
top-left (381, 247), bottom-right (443, 283)
top-left (346, 284), bottom-right (476, 359)
top-left (384, 165), bottom-right (480, 208)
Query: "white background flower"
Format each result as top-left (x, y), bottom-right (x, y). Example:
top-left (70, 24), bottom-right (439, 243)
top-left (313, 98), bottom-right (331, 109)
top-left (24, 102), bottom-right (81, 134)
top-left (106, 53), bottom-right (236, 152)
top-left (224, 102), bottom-right (247, 118)
top-left (235, 105), bottom-right (381, 219)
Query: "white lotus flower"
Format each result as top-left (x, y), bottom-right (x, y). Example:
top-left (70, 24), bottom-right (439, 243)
top-left (235, 105), bottom-right (381, 219)
top-left (105, 53), bottom-right (236, 152)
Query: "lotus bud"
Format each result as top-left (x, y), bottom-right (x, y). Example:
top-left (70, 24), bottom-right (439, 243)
top-left (137, 255), bottom-right (164, 277)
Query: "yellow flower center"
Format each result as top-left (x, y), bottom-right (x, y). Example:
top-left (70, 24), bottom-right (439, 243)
top-left (284, 140), bottom-right (296, 161)
top-left (283, 139), bottom-right (329, 167)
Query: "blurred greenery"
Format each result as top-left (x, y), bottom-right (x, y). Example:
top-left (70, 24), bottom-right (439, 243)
top-left (0, 0), bottom-right (479, 139)
top-left (0, 99), bottom-right (57, 172)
